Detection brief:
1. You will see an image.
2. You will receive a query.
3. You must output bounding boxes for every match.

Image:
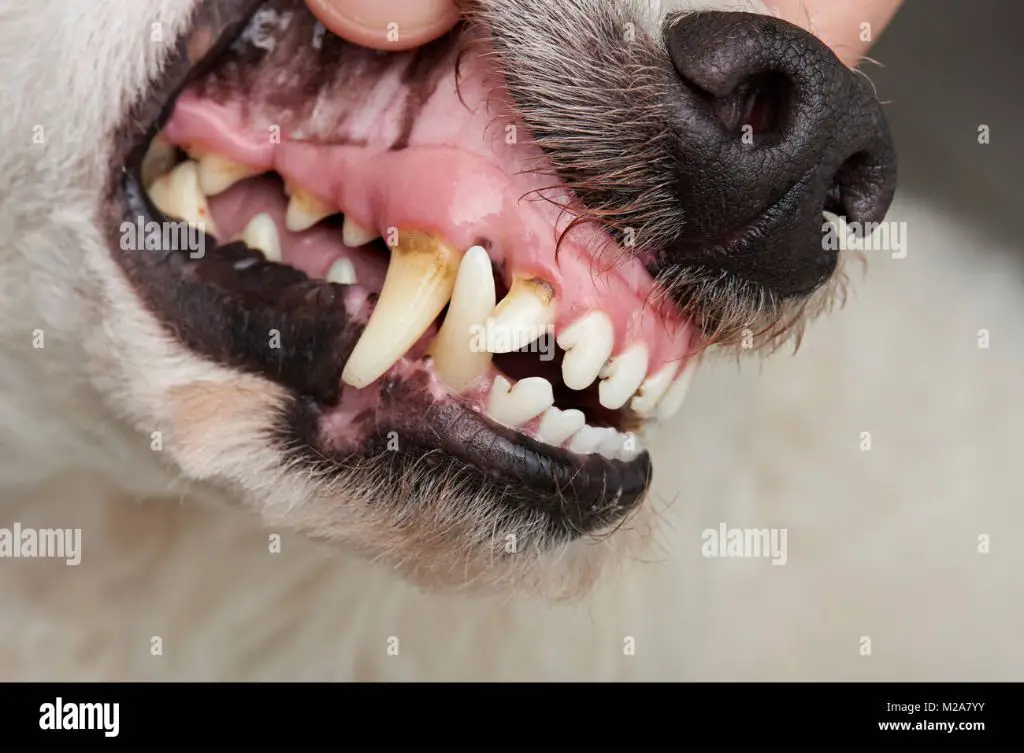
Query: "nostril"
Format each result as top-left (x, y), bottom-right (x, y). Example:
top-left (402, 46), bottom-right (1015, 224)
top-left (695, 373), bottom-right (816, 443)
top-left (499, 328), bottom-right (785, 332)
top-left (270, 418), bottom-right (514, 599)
top-left (707, 72), bottom-right (792, 137)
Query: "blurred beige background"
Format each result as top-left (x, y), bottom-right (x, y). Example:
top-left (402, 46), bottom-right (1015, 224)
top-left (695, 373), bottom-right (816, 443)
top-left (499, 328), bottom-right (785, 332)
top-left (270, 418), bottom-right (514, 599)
top-left (1, 0), bottom-right (1021, 680)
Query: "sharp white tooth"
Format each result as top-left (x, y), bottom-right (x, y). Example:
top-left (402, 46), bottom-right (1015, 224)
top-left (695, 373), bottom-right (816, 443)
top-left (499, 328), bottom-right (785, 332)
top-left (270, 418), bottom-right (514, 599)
top-left (657, 359), bottom-right (698, 421)
top-left (486, 375), bottom-right (554, 428)
top-left (326, 258), bottom-right (358, 285)
top-left (629, 363), bottom-right (679, 417)
top-left (284, 187), bottom-right (335, 232)
top-left (141, 135), bottom-right (178, 189)
top-left (557, 311), bottom-right (615, 391)
top-left (238, 213), bottom-right (281, 262)
top-left (342, 216), bottom-right (380, 247)
top-left (429, 246), bottom-right (496, 393)
top-left (147, 160), bottom-right (219, 237)
top-left (198, 153), bottom-right (263, 196)
top-left (485, 277), bottom-right (557, 353)
top-left (568, 425), bottom-right (606, 455)
top-left (598, 342), bottom-right (649, 410)
top-left (536, 407), bottom-right (586, 446)
top-left (342, 232), bottom-right (460, 389)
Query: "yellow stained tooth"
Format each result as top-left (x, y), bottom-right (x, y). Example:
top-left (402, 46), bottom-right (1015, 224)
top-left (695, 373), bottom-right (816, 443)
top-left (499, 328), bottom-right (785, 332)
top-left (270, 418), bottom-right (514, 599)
top-left (342, 231), bottom-right (461, 389)
top-left (146, 160), bottom-right (219, 237)
top-left (429, 245), bottom-right (496, 393)
top-left (141, 135), bottom-right (178, 189)
top-left (284, 186), bottom-right (336, 232)
top-left (342, 216), bottom-right (380, 247)
top-left (198, 153), bottom-right (263, 196)
top-left (484, 277), bottom-right (557, 353)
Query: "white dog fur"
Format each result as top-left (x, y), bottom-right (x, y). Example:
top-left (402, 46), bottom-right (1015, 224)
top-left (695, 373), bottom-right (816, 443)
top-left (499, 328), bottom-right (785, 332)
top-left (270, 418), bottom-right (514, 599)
top-left (0, 0), bottom-right (1021, 679)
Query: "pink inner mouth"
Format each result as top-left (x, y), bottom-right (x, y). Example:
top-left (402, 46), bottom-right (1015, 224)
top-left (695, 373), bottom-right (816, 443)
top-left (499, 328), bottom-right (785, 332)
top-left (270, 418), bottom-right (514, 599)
top-left (152, 22), bottom-right (698, 453)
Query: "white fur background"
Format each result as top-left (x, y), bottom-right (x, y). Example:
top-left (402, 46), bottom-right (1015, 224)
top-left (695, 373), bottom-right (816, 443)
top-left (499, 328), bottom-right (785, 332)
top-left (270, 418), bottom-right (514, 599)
top-left (1, 0), bottom-right (1022, 680)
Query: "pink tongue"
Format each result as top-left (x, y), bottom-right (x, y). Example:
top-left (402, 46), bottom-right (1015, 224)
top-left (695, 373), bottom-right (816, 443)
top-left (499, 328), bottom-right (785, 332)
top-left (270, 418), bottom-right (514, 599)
top-left (163, 38), bottom-right (696, 375)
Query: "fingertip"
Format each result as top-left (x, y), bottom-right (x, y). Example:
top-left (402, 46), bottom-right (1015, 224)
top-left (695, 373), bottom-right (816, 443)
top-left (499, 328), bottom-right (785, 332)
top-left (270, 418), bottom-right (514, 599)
top-left (306, 0), bottom-right (459, 51)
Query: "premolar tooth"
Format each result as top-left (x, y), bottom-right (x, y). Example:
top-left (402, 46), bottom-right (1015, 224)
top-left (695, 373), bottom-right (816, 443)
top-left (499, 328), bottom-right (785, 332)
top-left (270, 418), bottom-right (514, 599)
top-left (485, 277), bottom-right (556, 353)
top-left (429, 246), bottom-right (496, 392)
top-left (238, 213), bottom-right (281, 262)
top-left (147, 161), bottom-right (219, 237)
top-left (486, 375), bottom-right (554, 428)
top-left (629, 363), bottom-right (678, 417)
top-left (537, 407), bottom-right (586, 446)
top-left (596, 428), bottom-right (625, 458)
top-left (568, 425), bottom-right (605, 455)
top-left (326, 258), bottom-right (358, 285)
top-left (141, 135), bottom-right (178, 189)
top-left (284, 187), bottom-right (335, 232)
top-left (557, 311), bottom-right (615, 390)
top-left (657, 359), bottom-right (698, 421)
top-left (341, 231), bottom-right (460, 389)
top-left (198, 153), bottom-right (263, 196)
top-left (598, 342), bottom-right (649, 410)
top-left (342, 217), bottom-right (380, 247)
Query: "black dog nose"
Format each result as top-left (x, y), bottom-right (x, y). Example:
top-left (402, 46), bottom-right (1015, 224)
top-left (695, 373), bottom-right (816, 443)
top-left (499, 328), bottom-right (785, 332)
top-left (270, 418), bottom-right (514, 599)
top-left (661, 12), bottom-right (897, 298)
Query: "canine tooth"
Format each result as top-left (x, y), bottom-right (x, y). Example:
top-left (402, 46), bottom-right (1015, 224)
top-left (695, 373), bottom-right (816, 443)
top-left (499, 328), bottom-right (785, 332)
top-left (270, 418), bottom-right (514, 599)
top-left (485, 277), bottom-right (556, 353)
top-left (147, 161), bottom-right (219, 237)
top-left (238, 213), bottom-right (282, 262)
top-left (326, 258), bottom-right (358, 285)
top-left (568, 425), bottom-right (606, 455)
top-left (429, 246), bottom-right (496, 392)
top-left (598, 343), bottom-right (649, 410)
top-left (537, 407), bottom-right (586, 446)
top-left (487, 375), bottom-right (554, 428)
top-left (141, 135), bottom-right (178, 189)
top-left (657, 359), bottom-right (698, 421)
top-left (629, 363), bottom-right (679, 417)
top-left (198, 153), bottom-right (263, 196)
top-left (284, 188), bottom-right (335, 232)
top-left (342, 217), bottom-right (380, 247)
top-left (342, 231), bottom-right (460, 389)
top-left (557, 311), bottom-right (615, 390)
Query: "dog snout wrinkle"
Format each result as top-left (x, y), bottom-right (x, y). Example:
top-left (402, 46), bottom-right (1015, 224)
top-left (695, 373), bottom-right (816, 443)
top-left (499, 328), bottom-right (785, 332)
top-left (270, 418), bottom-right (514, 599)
top-left (661, 11), bottom-right (898, 298)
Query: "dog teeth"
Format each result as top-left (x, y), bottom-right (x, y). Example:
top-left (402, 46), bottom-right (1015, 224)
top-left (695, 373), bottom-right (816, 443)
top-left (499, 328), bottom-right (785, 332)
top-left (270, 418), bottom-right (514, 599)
top-left (557, 311), bottom-right (615, 391)
top-left (147, 160), bottom-right (219, 237)
top-left (141, 135), bottom-right (178, 189)
top-left (342, 232), bottom-right (460, 389)
top-left (429, 246), bottom-right (496, 393)
top-left (629, 363), bottom-right (678, 417)
top-left (342, 217), bottom-right (380, 247)
top-left (487, 375), bottom-right (554, 428)
top-left (656, 359), bottom-right (698, 421)
top-left (237, 213), bottom-right (282, 262)
top-left (598, 342), bottom-right (649, 410)
top-left (567, 425), bottom-right (608, 455)
top-left (326, 258), bottom-right (358, 285)
top-left (485, 277), bottom-right (557, 353)
top-left (198, 153), bottom-right (263, 197)
top-left (536, 407), bottom-right (586, 446)
top-left (284, 186), bottom-right (336, 232)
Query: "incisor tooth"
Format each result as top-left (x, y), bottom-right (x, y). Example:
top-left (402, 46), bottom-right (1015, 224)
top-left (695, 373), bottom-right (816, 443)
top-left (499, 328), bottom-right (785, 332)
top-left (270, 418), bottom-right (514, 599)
top-left (238, 213), bottom-right (281, 262)
top-left (629, 363), bottom-right (678, 417)
top-left (198, 153), bottom-right (263, 196)
top-left (342, 231), bottom-right (460, 389)
top-left (429, 246), bottom-right (496, 393)
top-left (141, 135), bottom-right (178, 189)
top-left (342, 216), bottom-right (380, 247)
top-left (486, 375), bottom-right (554, 428)
top-left (326, 258), bottom-right (358, 285)
top-left (557, 311), bottom-right (614, 390)
top-left (598, 342), bottom-right (649, 410)
top-left (657, 359), bottom-right (698, 421)
top-left (284, 187), bottom-right (335, 232)
top-left (147, 161), bottom-right (219, 237)
top-left (536, 407), bottom-right (586, 446)
top-left (568, 425), bottom-right (605, 455)
top-left (485, 277), bottom-right (556, 353)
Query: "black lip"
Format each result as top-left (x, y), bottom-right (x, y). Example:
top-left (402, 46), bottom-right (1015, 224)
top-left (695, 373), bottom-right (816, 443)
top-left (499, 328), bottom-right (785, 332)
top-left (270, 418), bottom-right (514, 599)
top-left (103, 0), bottom-right (654, 529)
